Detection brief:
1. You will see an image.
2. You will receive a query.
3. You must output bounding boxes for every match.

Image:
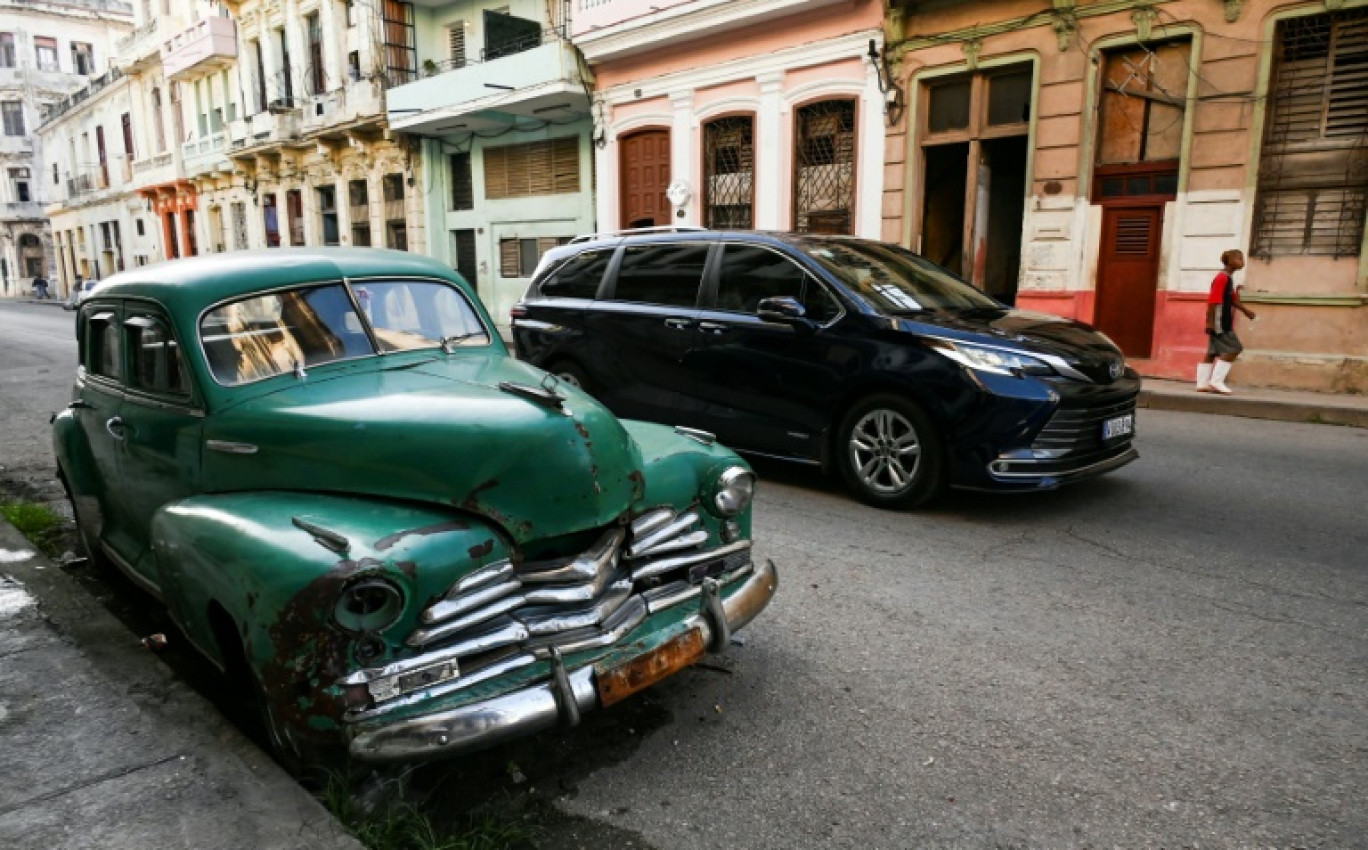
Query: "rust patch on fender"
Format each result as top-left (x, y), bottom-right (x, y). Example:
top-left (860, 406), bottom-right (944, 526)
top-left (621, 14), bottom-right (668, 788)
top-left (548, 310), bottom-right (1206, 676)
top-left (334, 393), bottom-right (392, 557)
top-left (467, 538), bottom-right (495, 559)
top-left (374, 520), bottom-right (469, 551)
top-left (259, 557), bottom-right (387, 742)
top-left (575, 421), bottom-right (591, 440)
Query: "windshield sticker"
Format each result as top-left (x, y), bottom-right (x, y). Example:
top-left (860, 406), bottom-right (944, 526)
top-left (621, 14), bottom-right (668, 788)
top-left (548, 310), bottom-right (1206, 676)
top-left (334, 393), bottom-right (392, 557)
top-left (873, 284), bottom-right (922, 311)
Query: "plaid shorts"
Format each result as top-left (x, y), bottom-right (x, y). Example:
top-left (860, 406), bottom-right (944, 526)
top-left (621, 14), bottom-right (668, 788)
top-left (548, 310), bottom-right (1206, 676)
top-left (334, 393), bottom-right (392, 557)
top-left (1206, 331), bottom-right (1243, 358)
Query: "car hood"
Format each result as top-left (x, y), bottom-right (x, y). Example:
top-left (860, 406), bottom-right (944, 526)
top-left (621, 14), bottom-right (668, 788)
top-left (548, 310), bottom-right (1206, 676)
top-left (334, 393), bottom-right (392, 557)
top-left (202, 355), bottom-right (644, 545)
top-left (906, 308), bottom-right (1127, 381)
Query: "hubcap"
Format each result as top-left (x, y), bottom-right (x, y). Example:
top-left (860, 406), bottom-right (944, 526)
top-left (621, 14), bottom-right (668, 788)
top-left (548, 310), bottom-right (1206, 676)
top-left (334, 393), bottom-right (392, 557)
top-left (848, 408), bottom-right (922, 495)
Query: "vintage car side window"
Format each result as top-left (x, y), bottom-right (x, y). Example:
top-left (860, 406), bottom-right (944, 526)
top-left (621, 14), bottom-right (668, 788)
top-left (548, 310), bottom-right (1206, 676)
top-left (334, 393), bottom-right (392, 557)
top-left (611, 244), bottom-right (708, 308)
top-left (125, 314), bottom-right (191, 398)
top-left (540, 249), bottom-right (610, 299)
top-left (717, 244), bottom-right (840, 323)
top-left (201, 284), bottom-right (365, 385)
top-left (85, 310), bottom-right (121, 381)
top-left (355, 280), bottom-right (490, 351)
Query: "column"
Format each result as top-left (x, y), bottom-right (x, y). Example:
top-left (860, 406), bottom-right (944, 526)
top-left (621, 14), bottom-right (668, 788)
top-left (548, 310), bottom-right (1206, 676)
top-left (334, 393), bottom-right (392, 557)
top-left (670, 91), bottom-right (694, 226)
top-left (755, 71), bottom-right (785, 230)
top-left (857, 53), bottom-right (885, 240)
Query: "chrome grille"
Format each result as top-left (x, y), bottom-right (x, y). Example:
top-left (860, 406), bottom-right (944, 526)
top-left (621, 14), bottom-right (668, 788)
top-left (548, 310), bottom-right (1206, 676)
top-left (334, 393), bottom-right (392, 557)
top-left (1032, 397), bottom-right (1136, 452)
top-left (345, 507), bottom-right (752, 718)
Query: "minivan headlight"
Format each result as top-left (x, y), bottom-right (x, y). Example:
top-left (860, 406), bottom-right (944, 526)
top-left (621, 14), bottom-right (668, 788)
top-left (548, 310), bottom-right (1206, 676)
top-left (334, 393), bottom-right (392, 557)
top-left (928, 340), bottom-right (1055, 377)
top-left (710, 466), bottom-right (755, 517)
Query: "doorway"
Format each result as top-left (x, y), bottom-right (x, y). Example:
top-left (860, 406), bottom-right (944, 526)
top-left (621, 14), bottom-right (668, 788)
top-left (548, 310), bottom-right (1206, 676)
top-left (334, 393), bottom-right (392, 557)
top-left (619, 129), bottom-right (670, 229)
top-left (917, 65), bottom-right (1032, 303)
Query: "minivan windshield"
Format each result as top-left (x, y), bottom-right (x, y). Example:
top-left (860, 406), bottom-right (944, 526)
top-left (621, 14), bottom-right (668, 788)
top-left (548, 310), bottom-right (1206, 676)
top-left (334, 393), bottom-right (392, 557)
top-left (200, 279), bottom-right (490, 386)
top-left (799, 239), bottom-right (1002, 315)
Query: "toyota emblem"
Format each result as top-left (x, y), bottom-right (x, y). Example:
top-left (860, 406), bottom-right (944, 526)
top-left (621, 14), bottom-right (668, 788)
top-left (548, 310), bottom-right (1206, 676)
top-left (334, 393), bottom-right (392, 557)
top-left (1108, 360), bottom-right (1123, 380)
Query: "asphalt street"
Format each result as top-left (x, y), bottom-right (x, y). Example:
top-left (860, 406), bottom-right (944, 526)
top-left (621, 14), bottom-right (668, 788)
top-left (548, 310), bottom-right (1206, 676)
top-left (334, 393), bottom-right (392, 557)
top-left (1, 300), bottom-right (1365, 848)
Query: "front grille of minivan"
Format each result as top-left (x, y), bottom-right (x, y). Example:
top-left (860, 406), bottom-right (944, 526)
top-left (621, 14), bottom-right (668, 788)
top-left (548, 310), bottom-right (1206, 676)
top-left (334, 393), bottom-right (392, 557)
top-left (344, 507), bottom-right (751, 719)
top-left (1031, 397), bottom-right (1136, 453)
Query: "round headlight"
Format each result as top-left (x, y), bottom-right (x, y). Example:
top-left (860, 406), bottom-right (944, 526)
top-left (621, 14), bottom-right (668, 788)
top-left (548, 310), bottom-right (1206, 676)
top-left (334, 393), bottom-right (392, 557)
top-left (334, 578), bottom-right (405, 633)
top-left (712, 466), bottom-right (756, 517)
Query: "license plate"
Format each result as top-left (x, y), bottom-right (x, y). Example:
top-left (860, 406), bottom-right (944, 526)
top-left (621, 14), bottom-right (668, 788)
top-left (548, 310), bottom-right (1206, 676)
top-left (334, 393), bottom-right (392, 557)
top-left (595, 628), bottom-right (705, 708)
top-left (1102, 413), bottom-right (1134, 440)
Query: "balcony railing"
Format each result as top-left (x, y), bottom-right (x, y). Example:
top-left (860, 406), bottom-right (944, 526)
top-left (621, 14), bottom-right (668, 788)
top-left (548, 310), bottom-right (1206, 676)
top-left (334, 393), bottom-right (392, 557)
top-left (40, 67), bottom-right (124, 124)
top-left (66, 169), bottom-right (110, 199)
top-left (386, 35), bottom-right (585, 135)
top-left (133, 152), bottom-right (175, 174)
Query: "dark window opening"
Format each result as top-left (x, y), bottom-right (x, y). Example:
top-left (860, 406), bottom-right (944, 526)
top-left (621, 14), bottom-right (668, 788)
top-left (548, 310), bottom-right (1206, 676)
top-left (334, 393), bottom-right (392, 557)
top-left (704, 116), bottom-right (754, 229)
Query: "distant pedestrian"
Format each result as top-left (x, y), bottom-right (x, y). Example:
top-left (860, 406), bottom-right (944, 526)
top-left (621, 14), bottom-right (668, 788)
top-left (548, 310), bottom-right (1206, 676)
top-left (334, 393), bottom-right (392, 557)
top-left (32, 276), bottom-right (49, 299)
top-left (1196, 249), bottom-right (1256, 395)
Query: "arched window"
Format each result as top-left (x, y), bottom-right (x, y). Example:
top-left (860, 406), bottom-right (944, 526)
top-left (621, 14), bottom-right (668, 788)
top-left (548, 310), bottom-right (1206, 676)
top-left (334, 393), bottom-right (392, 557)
top-left (703, 115), bottom-right (754, 228)
top-left (793, 98), bottom-right (856, 234)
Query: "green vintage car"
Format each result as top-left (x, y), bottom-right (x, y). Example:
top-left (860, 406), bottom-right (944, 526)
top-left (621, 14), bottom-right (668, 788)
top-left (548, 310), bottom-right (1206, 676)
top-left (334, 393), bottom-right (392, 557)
top-left (52, 248), bottom-right (777, 764)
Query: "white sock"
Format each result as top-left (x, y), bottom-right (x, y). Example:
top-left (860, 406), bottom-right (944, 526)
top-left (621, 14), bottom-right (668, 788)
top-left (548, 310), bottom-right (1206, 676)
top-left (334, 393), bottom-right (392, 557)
top-left (1211, 360), bottom-right (1233, 390)
top-left (1196, 363), bottom-right (1212, 388)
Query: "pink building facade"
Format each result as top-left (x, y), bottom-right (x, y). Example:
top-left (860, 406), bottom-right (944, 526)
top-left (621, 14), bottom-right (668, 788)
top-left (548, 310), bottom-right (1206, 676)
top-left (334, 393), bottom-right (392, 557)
top-left (572, 0), bottom-right (889, 238)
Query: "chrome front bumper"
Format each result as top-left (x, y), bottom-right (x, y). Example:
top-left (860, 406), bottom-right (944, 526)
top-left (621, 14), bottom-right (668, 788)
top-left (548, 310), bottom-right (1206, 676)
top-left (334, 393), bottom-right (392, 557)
top-left (347, 557), bottom-right (779, 762)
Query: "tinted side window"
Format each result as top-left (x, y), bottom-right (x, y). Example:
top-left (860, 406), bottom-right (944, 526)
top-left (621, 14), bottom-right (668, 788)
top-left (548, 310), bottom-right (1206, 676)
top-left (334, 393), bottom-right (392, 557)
top-left (85, 310), bottom-right (121, 380)
top-left (541, 249), bottom-right (610, 299)
top-left (125, 312), bottom-right (191, 397)
top-left (611, 244), bottom-right (709, 307)
top-left (717, 244), bottom-right (840, 323)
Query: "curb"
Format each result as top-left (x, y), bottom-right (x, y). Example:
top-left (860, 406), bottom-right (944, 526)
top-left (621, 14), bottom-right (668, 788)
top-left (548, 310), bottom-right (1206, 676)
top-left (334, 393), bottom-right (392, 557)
top-left (1138, 385), bottom-right (1368, 429)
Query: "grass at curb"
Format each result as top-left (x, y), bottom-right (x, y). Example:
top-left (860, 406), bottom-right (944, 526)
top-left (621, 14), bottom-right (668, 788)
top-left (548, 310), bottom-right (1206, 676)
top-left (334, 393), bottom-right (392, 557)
top-left (319, 771), bottom-right (535, 850)
top-left (0, 499), bottom-right (67, 559)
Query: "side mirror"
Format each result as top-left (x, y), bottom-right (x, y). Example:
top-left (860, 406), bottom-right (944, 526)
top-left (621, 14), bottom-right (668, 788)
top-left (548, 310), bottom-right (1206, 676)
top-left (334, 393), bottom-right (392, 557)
top-left (757, 295), bottom-right (811, 326)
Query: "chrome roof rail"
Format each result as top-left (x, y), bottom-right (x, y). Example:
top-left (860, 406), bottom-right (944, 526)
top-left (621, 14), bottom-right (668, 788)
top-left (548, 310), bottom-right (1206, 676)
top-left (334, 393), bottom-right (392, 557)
top-left (569, 226), bottom-right (709, 244)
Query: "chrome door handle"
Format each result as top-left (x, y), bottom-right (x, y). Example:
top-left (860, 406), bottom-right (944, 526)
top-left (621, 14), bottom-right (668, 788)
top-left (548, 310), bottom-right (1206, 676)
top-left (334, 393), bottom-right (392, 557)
top-left (105, 416), bottom-right (127, 441)
top-left (663, 318), bottom-right (695, 330)
top-left (698, 321), bottom-right (730, 334)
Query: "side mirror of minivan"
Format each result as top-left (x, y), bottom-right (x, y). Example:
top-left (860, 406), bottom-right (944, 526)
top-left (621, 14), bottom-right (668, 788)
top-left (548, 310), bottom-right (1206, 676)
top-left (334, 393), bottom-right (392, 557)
top-left (757, 296), bottom-right (815, 333)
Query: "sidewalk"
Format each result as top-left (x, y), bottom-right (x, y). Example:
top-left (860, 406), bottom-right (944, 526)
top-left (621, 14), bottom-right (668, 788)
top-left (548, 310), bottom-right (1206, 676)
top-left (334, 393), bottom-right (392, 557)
top-left (0, 521), bottom-right (363, 850)
top-left (1139, 377), bottom-right (1368, 428)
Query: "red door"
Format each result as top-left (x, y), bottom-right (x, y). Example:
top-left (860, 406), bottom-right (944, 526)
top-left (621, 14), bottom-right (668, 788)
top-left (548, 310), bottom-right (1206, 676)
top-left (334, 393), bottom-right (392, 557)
top-left (620, 130), bottom-right (670, 229)
top-left (1094, 205), bottom-right (1162, 357)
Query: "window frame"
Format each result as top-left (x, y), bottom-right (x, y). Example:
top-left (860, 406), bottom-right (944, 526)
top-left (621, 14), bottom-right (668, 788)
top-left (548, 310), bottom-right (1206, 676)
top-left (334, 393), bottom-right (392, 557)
top-left (707, 242), bottom-right (842, 325)
top-left (123, 310), bottom-right (194, 403)
top-left (602, 241), bottom-right (712, 308)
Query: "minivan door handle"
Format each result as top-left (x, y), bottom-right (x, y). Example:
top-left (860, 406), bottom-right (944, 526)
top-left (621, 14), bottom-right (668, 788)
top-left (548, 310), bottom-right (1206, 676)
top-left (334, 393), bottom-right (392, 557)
top-left (663, 317), bottom-right (695, 331)
top-left (698, 321), bottom-right (730, 335)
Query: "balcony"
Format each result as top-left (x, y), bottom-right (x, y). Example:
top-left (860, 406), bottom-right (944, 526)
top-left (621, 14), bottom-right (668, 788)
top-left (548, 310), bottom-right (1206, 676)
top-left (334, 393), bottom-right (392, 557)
top-left (117, 19), bottom-right (162, 71)
top-left (300, 78), bottom-right (385, 137)
top-left (571, 0), bottom-right (846, 62)
top-left (162, 16), bottom-right (237, 82)
top-left (183, 132), bottom-right (229, 176)
top-left (1, 201), bottom-right (46, 220)
top-left (227, 109), bottom-right (300, 154)
top-left (65, 168), bottom-right (110, 201)
top-left (386, 35), bottom-right (589, 136)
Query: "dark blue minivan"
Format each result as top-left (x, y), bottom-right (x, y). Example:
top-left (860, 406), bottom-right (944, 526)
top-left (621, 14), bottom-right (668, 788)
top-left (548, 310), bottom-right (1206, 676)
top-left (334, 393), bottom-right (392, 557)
top-left (511, 230), bottom-right (1139, 508)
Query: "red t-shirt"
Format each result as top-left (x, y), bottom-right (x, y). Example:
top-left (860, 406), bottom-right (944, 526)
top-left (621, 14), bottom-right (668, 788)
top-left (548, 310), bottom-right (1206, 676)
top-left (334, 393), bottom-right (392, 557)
top-left (1207, 271), bottom-right (1236, 333)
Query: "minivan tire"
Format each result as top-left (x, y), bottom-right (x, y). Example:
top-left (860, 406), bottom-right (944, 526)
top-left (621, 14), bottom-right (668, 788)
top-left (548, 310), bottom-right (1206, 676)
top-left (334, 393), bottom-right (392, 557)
top-left (547, 360), bottom-right (595, 395)
top-left (836, 394), bottom-right (945, 509)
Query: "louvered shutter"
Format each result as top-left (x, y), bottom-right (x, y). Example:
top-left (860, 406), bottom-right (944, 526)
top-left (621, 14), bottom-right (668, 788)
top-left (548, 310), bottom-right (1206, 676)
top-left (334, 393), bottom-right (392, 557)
top-left (1254, 9), bottom-right (1368, 257)
top-left (448, 24), bottom-right (466, 68)
top-left (499, 238), bottom-right (519, 277)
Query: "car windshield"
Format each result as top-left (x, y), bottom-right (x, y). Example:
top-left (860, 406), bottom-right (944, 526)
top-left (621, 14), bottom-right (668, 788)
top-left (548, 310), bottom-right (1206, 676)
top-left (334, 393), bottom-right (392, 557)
top-left (200, 279), bottom-right (490, 386)
top-left (799, 239), bottom-right (1002, 314)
